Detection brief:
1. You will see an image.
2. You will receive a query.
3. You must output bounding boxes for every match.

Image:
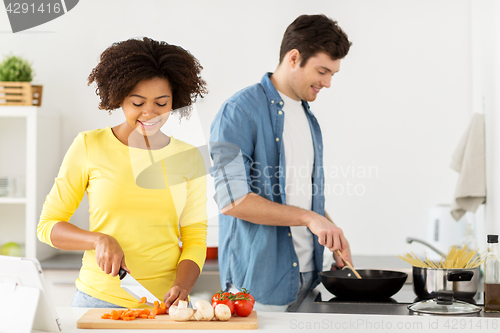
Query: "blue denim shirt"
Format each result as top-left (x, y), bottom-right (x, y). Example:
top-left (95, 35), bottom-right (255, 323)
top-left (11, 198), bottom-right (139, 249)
top-left (209, 73), bottom-right (325, 305)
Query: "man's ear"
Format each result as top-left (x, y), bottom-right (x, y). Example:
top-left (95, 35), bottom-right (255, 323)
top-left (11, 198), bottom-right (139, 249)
top-left (288, 49), bottom-right (301, 68)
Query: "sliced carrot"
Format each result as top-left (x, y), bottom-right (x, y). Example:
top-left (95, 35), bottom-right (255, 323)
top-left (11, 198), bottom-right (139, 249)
top-left (111, 312), bottom-right (121, 320)
top-left (139, 296), bottom-right (147, 304)
top-left (160, 301), bottom-right (166, 310)
top-left (101, 314), bottom-right (112, 319)
top-left (154, 300), bottom-right (160, 308)
top-left (139, 314), bottom-right (149, 319)
top-left (148, 314), bottom-right (156, 319)
top-left (123, 310), bottom-right (135, 317)
top-left (122, 316), bottom-right (136, 321)
top-left (139, 309), bottom-right (151, 316)
top-left (152, 307), bottom-right (166, 315)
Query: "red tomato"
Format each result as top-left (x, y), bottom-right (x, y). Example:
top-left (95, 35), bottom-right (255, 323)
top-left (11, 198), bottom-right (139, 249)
top-left (235, 292), bottom-right (255, 305)
top-left (212, 299), bottom-right (234, 314)
top-left (211, 292), bottom-right (223, 303)
top-left (222, 292), bottom-right (234, 298)
top-left (234, 299), bottom-right (253, 317)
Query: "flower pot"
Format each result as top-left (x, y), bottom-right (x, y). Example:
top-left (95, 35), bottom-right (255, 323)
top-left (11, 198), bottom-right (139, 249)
top-left (0, 82), bottom-right (43, 106)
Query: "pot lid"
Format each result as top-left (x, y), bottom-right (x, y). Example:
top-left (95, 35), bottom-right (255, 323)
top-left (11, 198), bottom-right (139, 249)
top-left (408, 291), bottom-right (482, 315)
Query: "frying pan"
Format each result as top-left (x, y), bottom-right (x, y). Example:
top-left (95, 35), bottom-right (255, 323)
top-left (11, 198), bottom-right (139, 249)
top-left (319, 269), bottom-right (408, 300)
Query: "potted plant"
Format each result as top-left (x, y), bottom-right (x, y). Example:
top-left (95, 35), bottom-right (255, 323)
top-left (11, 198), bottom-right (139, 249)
top-left (0, 55), bottom-right (43, 106)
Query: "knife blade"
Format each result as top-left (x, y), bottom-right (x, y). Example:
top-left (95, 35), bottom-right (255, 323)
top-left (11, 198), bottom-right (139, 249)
top-left (118, 268), bottom-right (160, 306)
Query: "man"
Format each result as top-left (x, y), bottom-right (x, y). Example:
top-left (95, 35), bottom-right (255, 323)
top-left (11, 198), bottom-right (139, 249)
top-left (209, 14), bottom-right (352, 311)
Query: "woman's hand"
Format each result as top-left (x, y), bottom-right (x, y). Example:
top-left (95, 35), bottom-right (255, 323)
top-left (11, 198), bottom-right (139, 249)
top-left (163, 285), bottom-right (190, 310)
top-left (94, 233), bottom-right (129, 277)
top-left (163, 260), bottom-right (200, 310)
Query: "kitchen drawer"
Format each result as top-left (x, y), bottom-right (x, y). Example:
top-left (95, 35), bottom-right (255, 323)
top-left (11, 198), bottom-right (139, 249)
top-left (43, 269), bottom-right (79, 307)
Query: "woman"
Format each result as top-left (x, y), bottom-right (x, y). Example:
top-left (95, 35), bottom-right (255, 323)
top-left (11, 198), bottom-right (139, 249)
top-left (37, 37), bottom-right (208, 309)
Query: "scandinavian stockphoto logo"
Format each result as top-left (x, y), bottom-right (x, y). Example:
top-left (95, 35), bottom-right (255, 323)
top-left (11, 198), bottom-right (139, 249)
top-left (4, 0), bottom-right (79, 33)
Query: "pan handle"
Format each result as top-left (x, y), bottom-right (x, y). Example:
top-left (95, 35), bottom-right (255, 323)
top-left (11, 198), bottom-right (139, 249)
top-left (447, 271), bottom-right (474, 282)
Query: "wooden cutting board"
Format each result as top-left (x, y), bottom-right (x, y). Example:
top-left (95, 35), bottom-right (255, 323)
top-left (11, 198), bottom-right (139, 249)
top-left (76, 309), bottom-right (258, 330)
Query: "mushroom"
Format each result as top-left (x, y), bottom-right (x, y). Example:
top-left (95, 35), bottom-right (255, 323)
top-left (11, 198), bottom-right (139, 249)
top-left (192, 299), bottom-right (215, 321)
top-left (169, 300), bottom-right (193, 322)
top-left (214, 303), bottom-right (231, 321)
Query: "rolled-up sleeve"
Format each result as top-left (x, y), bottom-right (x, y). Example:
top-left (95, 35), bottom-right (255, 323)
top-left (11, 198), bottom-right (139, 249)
top-left (37, 133), bottom-right (88, 247)
top-left (210, 101), bottom-right (255, 210)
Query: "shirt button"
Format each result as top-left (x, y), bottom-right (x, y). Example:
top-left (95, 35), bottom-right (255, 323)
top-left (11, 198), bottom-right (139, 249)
top-left (293, 262), bottom-right (298, 267)
top-left (279, 101), bottom-right (283, 106)
top-left (276, 138), bottom-right (279, 142)
top-left (278, 111), bottom-right (283, 115)
top-left (288, 232), bottom-right (291, 237)
top-left (271, 100), bottom-right (275, 104)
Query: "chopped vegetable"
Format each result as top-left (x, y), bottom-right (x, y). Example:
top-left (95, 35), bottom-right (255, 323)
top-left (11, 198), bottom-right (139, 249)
top-left (102, 307), bottom-right (158, 321)
top-left (152, 301), bottom-right (167, 315)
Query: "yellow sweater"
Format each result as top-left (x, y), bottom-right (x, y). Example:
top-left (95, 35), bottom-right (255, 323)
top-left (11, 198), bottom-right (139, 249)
top-left (37, 127), bottom-right (207, 308)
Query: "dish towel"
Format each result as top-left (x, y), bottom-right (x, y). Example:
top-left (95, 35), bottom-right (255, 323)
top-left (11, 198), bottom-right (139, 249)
top-left (450, 113), bottom-right (486, 221)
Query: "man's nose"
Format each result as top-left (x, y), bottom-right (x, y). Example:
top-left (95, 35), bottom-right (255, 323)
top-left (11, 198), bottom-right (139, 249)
top-left (322, 76), bottom-right (332, 89)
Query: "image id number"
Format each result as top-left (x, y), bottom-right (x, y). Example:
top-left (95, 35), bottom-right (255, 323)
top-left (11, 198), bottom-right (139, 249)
top-left (443, 319), bottom-right (499, 330)
top-left (6, 2), bottom-right (62, 14)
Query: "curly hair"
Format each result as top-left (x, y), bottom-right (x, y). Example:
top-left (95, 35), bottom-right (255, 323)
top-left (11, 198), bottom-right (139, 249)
top-left (279, 14), bottom-right (352, 66)
top-left (88, 37), bottom-right (207, 119)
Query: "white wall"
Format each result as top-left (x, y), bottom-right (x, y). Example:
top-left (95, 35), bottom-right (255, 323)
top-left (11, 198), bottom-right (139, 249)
top-left (0, 0), bottom-right (485, 255)
top-left (478, 0), bottom-right (500, 237)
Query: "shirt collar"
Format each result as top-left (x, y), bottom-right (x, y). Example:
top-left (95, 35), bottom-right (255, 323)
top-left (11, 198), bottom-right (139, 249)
top-left (260, 72), bottom-right (282, 107)
top-left (261, 72), bottom-right (312, 113)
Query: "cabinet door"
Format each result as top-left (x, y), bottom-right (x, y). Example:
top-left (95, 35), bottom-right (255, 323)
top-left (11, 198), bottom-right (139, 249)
top-left (42, 269), bottom-right (79, 307)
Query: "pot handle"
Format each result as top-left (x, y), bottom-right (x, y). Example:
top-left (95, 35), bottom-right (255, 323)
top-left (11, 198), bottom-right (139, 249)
top-left (436, 290), bottom-right (454, 305)
top-left (447, 271), bottom-right (474, 282)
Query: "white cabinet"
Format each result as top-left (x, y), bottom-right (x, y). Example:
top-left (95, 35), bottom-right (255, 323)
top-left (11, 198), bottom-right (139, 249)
top-left (43, 269), bottom-right (80, 307)
top-left (0, 106), bottom-right (60, 260)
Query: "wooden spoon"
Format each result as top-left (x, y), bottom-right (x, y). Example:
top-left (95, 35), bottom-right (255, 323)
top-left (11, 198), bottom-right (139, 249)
top-left (335, 250), bottom-right (362, 279)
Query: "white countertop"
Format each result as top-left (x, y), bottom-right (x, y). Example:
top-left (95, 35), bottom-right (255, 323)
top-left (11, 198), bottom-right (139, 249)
top-left (33, 306), bottom-right (500, 333)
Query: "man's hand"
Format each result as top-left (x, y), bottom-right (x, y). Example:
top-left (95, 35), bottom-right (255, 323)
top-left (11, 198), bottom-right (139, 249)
top-left (332, 240), bottom-right (353, 269)
top-left (323, 211), bottom-right (353, 268)
top-left (306, 213), bottom-right (349, 254)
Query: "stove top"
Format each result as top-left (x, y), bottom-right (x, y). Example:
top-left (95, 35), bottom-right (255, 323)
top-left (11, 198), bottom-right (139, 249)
top-left (294, 284), bottom-right (487, 315)
top-left (315, 291), bottom-right (482, 305)
top-left (314, 284), bottom-right (483, 305)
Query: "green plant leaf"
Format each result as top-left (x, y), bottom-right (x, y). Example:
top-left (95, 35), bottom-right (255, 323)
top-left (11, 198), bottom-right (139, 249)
top-left (0, 55), bottom-right (34, 82)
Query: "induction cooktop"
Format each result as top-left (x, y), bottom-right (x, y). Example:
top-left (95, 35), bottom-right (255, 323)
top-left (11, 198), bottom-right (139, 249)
top-left (314, 284), bottom-right (483, 305)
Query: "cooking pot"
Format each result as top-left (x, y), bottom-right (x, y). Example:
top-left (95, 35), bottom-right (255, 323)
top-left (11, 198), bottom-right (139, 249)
top-left (319, 269), bottom-right (408, 301)
top-left (412, 266), bottom-right (479, 300)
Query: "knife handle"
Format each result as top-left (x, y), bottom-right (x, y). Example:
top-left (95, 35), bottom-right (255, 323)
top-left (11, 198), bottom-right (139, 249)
top-left (118, 268), bottom-right (127, 280)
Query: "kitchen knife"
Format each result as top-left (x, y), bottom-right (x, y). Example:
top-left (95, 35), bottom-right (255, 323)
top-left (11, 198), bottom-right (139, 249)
top-left (118, 268), bottom-right (160, 306)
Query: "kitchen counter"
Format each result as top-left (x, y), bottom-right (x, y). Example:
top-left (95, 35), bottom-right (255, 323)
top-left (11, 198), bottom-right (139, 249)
top-left (34, 306), bottom-right (500, 333)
